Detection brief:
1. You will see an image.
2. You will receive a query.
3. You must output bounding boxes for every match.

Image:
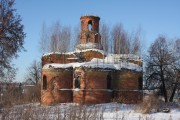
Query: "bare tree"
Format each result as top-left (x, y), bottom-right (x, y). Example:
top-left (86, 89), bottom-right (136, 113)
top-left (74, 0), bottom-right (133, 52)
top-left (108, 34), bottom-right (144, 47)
top-left (144, 35), bottom-right (179, 102)
top-left (49, 22), bottom-right (61, 52)
top-left (0, 0), bottom-right (26, 77)
top-left (72, 23), bottom-right (80, 50)
top-left (39, 21), bottom-right (71, 53)
top-left (130, 27), bottom-right (142, 55)
top-left (24, 60), bottom-right (41, 102)
top-left (111, 23), bottom-right (130, 54)
top-left (39, 22), bottom-right (49, 55)
top-left (60, 26), bottom-right (71, 52)
top-left (25, 60), bottom-right (41, 86)
top-left (100, 22), bottom-right (109, 52)
top-left (168, 38), bottom-right (180, 102)
top-left (47, 21), bottom-right (71, 53)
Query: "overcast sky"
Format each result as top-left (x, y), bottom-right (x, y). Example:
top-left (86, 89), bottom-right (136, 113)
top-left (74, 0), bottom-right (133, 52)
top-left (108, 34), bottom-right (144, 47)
top-left (13, 0), bottom-right (180, 82)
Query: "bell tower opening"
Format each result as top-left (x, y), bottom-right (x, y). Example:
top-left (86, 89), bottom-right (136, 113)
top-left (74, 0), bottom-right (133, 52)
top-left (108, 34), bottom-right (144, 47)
top-left (88, 20), bottom-right (92, 31)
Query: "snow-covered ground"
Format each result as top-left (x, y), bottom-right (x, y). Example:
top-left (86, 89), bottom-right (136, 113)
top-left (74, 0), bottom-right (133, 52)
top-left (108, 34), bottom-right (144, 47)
top-left (1, 103), bottom-right (179, 120)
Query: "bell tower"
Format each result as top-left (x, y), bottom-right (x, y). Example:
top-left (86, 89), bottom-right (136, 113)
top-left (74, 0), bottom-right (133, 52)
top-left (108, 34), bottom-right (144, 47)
top-left (76, 15), bottom-right (102, 50)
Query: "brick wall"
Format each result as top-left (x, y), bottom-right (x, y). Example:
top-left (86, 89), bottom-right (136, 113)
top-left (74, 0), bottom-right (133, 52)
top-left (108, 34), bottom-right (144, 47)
top-left (112, 69), bottom-right (143, 103)
top-left (42, 53), bottom-right (78, 66)
top-left (73, 90), bottom-right (112, 104)
top-left (73, 68), bottom-right (112, 104)
top-left (42, 50), bottom-right (104, 66)
top-left (41, 68), bottom-right (73, 105)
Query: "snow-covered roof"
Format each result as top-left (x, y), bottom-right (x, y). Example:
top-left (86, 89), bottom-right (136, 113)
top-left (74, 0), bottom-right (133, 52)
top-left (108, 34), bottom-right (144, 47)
top-left (105, 54), bottom-right (142, 63)
top-left (43, 57), bottom-right (142, 72)
top-left (42, 48), bottom-right (106, 57)
top-left (76, 43), bottom-right (103, 51)
top-left (42, 51), bottom-right (75, 57)
top-left (42, 48), bottom-right (142, 72)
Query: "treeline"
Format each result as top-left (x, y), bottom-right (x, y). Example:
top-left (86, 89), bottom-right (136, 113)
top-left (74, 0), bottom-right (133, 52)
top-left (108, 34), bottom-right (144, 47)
top-left (39, 21), bottom-right (142, 55)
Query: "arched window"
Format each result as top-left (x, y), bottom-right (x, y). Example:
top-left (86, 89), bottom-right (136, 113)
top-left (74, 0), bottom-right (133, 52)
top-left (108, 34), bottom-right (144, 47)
top-left (43, 75), bottom-right (47, 90)
top-left (75, 76), bottom-right (80, 89)
top-left (107, 73), bottom-right (112, 89)
top-left (88, 20), bottom-right (92, 31)
top-left (138, 77), bottom-right (143, 90)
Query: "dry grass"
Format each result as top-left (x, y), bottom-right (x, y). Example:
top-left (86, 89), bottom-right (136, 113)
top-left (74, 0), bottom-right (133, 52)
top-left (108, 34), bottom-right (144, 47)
top-left (0, 103), bottom-right (104, 120)
top-left (135, 94), bottom-right (180, 114)
top-left (0, 90), bottom-right (179, 120)
top-left (0, 102), bottom-right (178, 120)
top-left (135, 94), bottom-right (160, 114)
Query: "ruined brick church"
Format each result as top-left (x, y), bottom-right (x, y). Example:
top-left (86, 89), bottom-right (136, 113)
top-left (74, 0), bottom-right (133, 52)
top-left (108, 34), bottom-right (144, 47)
top-left (41, 15), bottom-right (143, 105)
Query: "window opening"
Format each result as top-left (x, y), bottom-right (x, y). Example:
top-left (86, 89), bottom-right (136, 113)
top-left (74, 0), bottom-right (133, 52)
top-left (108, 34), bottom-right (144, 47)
top-left (138, 77), bottom-right (142, 90)
top-left (107, 73), bottom-right (112, 89)
top-left (43, 75), bottom-right (47, 90)
top-left (75, 76), bottom-right (80, 88)
top-left (88, 20), bottom-right (92, 31)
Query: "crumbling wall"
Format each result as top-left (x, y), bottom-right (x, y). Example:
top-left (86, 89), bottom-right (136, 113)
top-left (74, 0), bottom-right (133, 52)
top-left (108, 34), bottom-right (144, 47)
top-left (42, 53), bottom-right (78, 66)
top-left (81, 50), bottom-right (104, 62)
top-left (42, 50), bottom-right (104, 66)
top-left (73, 90), bottom-right (112, 104)
top-left (73, 67), bottom-right (112, 104)
top-left (112, 69), bottom-right (143, 104)
top-left (112, 69), bottom-right (142, 90)
top-left (41, 67), bottom-right (73, 105)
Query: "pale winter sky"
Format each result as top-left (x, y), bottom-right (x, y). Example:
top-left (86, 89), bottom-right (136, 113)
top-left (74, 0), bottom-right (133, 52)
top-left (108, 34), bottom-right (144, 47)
top-left (13, 0), bottom-right (180, 82)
